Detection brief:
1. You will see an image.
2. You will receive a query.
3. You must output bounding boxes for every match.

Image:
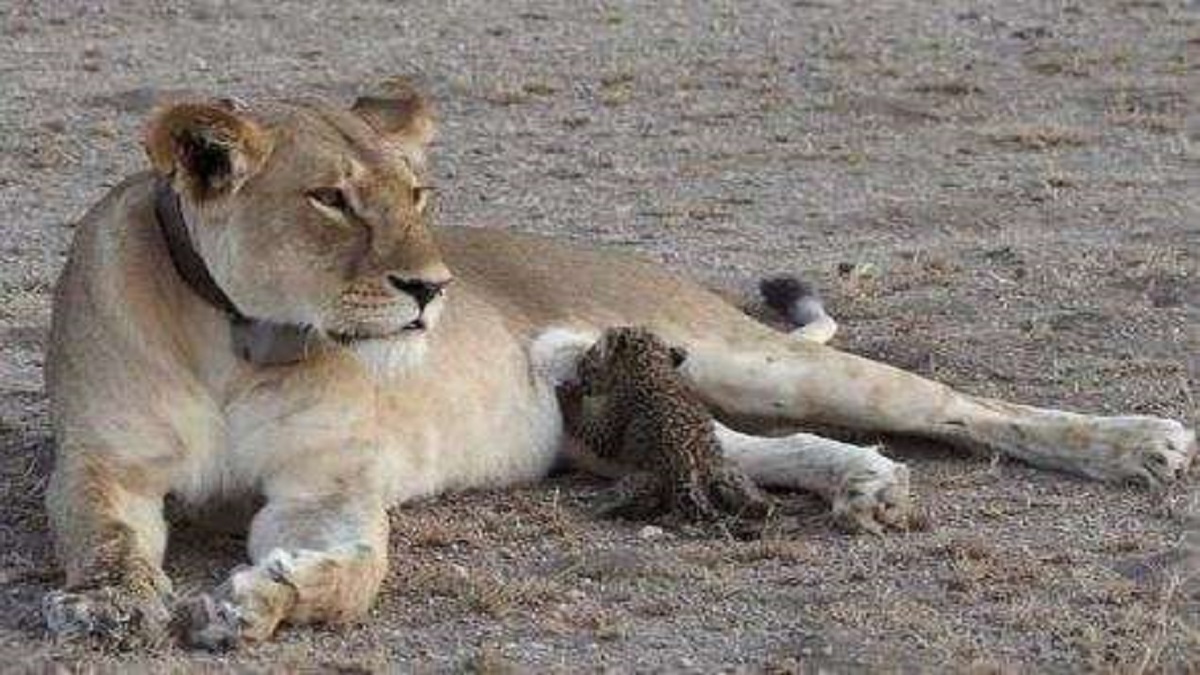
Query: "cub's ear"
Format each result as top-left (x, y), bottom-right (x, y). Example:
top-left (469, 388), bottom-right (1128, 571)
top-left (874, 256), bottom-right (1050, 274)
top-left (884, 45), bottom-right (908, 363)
top-left (351, 79), bottom-right (435, 163)
top-left (669, 345), bottom-right (689, 369)
top-left (143, 101), bottom-right (272, 200)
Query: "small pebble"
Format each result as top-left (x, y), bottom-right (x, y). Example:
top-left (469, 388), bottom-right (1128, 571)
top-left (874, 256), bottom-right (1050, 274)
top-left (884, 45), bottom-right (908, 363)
top-left (638, 525), bottom-right (666, 540)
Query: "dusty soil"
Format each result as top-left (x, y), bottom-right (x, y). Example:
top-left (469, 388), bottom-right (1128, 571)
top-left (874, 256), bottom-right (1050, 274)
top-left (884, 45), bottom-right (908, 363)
top-left (2, 0), bottom-right (1198, 671)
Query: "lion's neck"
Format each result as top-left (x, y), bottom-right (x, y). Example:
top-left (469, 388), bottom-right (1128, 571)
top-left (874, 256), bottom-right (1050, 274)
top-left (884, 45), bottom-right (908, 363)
top-left (348, 336), bottom-right (431, 382)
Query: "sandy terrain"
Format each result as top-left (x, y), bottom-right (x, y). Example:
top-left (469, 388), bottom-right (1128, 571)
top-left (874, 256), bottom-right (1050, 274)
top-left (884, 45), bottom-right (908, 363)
top-left (1, 0), bottom-right (1198, 671)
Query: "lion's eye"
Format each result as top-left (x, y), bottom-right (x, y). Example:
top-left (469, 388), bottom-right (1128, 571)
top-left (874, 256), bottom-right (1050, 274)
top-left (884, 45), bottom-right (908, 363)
top-left (307, 187), bottom-right (350, 212)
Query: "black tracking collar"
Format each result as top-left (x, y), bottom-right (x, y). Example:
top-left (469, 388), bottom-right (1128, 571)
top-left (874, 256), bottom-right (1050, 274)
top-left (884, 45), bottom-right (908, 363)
top-left (153, 179), bottom-right (324, 366)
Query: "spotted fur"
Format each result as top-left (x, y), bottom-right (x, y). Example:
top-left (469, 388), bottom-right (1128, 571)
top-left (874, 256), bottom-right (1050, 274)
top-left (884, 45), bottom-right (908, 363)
top-left (563, 326), bottom-right (770, 522)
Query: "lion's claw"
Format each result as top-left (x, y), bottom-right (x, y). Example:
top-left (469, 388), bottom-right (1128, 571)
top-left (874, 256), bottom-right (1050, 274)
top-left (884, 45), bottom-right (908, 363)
top-left (1134, 421), bottom-right (1195, 488)
top-left (1074, 417), bottom-right (1195, 488)
top-left (830, 458), bottom-right (912, 535)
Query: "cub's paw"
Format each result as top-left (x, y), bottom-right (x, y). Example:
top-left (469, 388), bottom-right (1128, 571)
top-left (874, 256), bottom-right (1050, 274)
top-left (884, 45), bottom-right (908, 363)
top-left (710, 465), bottom-right (773, 521)
top-left (1085, 417), bottom-right (1195, 488)
top-left (831, 456), bottom-right (911, 535)
top-left (593, 490), bottom-right (663, 520)
top-left (43, 586), bottom-right (171, 649)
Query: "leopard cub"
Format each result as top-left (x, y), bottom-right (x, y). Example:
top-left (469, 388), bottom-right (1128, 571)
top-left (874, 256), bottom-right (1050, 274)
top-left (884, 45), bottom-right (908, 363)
top-left (560, 326), bottom-right (770, 523)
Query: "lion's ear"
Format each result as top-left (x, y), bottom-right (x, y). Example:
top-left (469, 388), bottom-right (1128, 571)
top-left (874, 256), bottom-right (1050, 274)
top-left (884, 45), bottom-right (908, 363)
top-left (143, 101), bottom-right (272, 201)
top-left (351, 80), bottom-right (435, 162)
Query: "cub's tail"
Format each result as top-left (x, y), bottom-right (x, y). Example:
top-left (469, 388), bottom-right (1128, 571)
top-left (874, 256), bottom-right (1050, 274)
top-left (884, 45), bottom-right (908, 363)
top-left (759, 276), bottom-right (838, 344)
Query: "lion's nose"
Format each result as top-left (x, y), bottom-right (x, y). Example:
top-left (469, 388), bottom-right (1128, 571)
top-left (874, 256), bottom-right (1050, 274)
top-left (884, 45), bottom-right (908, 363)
top-left (387, 275), bottom-right (451, 310)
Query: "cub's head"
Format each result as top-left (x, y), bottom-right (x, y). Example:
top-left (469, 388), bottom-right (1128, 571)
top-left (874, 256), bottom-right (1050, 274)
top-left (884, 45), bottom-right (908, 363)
top-left (576, 326), bottom-right (688, 395)
top-left (143, 81), bottom-right (449, 375)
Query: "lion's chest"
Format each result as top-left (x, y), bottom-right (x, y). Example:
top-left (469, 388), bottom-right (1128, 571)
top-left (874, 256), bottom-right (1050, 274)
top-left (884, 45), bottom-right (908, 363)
top-left (370, 363), bottom-right (564, 502)
top-left (190, 339), bottom-right (563, 507)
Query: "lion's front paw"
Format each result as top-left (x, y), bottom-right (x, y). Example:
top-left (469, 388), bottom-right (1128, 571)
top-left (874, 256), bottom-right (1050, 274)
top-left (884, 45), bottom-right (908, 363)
top-left (1093, 417), bottom-right (1196, 488)
top-left (830, 458), bottom-right (912, 535)
top-left (176, 558), bottom-right (298, 651)
top-left (43, 586), bottom-right (171, 648)
top-left (173, 593), bottom-right (244, 652)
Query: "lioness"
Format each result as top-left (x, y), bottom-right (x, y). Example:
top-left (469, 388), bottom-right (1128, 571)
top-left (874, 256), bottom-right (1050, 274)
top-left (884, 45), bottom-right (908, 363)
top-left (43, 82), bottom-right (1195, 649)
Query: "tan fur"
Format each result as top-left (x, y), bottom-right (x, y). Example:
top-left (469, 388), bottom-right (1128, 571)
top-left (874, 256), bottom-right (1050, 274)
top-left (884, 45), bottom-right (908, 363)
top-left (45, 86), bottom-right (1197, 648)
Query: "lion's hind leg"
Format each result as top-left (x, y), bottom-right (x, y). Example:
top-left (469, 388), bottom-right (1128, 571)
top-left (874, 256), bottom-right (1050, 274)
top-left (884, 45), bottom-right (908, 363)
top-left (686, 335), bottom-right (1194, 487)
top-left (940, 401), bottom-right (1196, 487)
top-left (714, 423), bottom-right (910, 534)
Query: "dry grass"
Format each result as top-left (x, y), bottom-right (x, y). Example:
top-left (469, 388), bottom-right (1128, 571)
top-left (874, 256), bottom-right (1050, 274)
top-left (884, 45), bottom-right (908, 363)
top-left (910, 79), bottom-right (983, 96)
top-left (1112, 112), bottom-right (1184, 135)
top-left (392, 511), bottom-right (483, 550)
top-left (1024, 48), bottom-right (1091, 77)
top-left (521, 81), bottom-right (559, 97)
top-left (936, 536), bottom-right (1039, 598)
top-left (481, 88), bottom-right (532, 106)
top-left (400, 561), bottom-right (564, 619)
top-left (597, 71), bottom-right (635, 107)
top-left (465, 644), bottom-right (521, 675)
top-left (984, 124), bottom-right (1091, 151)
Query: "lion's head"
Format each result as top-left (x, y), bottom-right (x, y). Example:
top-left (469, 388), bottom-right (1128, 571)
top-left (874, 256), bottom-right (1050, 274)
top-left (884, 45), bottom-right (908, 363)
top-left (143, 81), bottom-right (450, 375)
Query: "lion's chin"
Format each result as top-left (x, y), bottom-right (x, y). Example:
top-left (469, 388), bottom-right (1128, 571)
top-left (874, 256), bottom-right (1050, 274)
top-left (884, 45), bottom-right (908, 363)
top-left (348, 334), bottom-right (429, 381)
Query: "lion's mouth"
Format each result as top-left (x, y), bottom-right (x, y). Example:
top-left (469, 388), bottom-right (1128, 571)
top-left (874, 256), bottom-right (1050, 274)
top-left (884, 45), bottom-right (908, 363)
top-left (328, 320), bottom-right (425, 344)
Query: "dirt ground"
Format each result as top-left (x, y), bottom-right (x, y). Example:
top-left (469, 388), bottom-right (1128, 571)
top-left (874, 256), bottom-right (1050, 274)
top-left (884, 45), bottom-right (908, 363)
top-left (1, 0), bottom-right (1198, 671)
